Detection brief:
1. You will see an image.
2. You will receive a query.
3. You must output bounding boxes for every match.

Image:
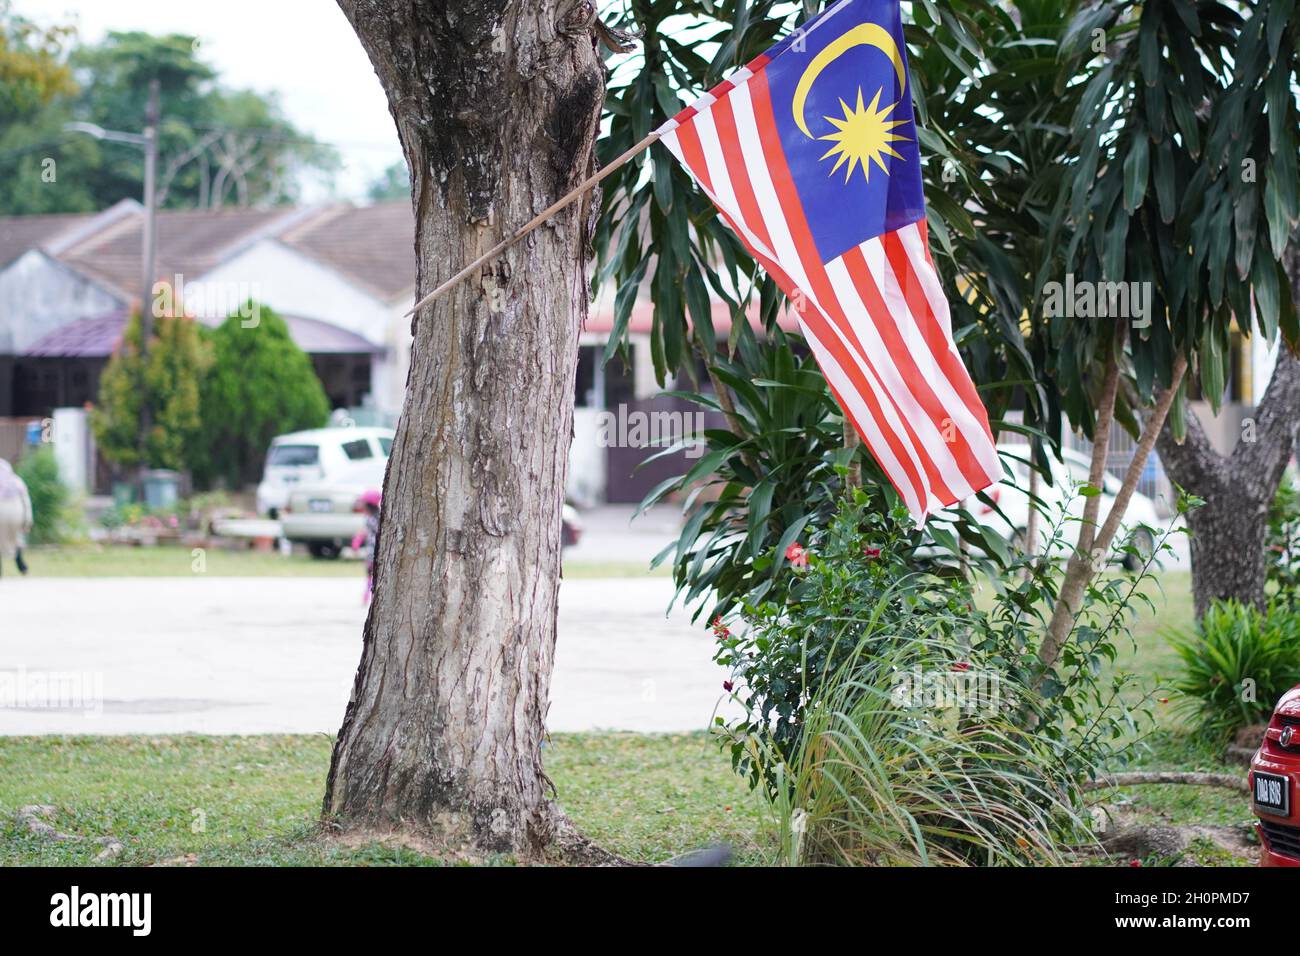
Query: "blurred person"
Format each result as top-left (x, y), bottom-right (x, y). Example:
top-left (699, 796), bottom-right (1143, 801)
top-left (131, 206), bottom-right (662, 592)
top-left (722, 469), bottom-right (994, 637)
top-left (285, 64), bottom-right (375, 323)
top-left (351, 489), bottom-right (381, 604)
top-left (0, 459), bottom-right (32, 578)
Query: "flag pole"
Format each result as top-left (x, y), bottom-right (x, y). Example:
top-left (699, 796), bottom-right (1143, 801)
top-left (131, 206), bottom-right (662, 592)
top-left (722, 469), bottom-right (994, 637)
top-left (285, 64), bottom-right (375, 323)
top-left (406, 129), bottom-right (664, 317)
top-left (843, 422), bottom-right (861, 490)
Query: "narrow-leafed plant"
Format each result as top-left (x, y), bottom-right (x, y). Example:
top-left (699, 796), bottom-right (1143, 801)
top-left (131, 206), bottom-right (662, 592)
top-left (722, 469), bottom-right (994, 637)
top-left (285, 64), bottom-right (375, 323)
top-left (1168, 600), bottom-right (1300, 740)
top-left (726, 623), bottom-right (1088, 866)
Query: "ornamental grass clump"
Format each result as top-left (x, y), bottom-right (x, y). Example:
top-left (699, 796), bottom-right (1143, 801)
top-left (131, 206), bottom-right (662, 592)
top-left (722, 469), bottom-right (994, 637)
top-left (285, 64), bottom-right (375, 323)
top-left (748, 632), bottom-right (1086, 866)
top-left (1168, 600), bottom-right (1300, 740)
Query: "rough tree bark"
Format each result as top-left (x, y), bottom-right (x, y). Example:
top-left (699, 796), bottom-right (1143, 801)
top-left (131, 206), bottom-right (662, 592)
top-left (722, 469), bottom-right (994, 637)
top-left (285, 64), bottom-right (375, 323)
top-left (1155, 241), bottom-right (1300, 618)
top-left (1155, 346), bottom-right (1300, 617)
top-left (322, 0), bottom-right (606, 858)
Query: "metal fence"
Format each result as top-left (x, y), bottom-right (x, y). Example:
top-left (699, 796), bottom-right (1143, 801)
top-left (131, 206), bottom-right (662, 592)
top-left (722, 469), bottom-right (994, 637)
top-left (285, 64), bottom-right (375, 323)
top-left (1065, 427), bottom-right (1174, 514)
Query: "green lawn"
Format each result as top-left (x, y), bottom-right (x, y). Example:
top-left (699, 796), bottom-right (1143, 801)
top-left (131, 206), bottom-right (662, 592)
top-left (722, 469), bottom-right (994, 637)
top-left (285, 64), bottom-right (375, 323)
top-left (1115, 569), bottom-right (1196, 692)
top-left (22, 544), bottom-right (666, 580)
top-left (0, 563), bottom-right (1254, 866)
top-left (0, 733), bottom-right (769, 866)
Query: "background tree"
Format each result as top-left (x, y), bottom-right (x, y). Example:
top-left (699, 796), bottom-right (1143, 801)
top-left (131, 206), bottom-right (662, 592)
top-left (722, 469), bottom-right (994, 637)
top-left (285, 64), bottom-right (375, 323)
top-left (1156, 348), bottom-right (1300, 617)
top-left (0, 28), bottom-right (338, 212)
top-left (0, 1), bottom-right (98, 214)
top-left (0, 0), bottom-right (73, 113)
top-left (1148, 1), bottom-right (1300, 616)
top-left (365, 160), bottom-right (410, 202)
top-left (322, 0), bottom-right (607, 858)
top-left (193, 305), bottom-right (330, 490)
top-left (91, 310), bottom-right (212, 473)
top-left (1036, 0), bottom-right (1300, 669)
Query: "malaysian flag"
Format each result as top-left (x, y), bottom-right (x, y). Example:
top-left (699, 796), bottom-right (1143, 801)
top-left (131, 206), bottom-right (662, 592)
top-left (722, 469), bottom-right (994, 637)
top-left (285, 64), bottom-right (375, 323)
top-left (657, 0), bottom-right (1000, 524)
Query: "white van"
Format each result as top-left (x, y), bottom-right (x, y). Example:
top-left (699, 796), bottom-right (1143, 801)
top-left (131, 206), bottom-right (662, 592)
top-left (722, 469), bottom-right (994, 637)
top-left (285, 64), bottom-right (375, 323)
top-left (255, 427), bottom-right (394, 518)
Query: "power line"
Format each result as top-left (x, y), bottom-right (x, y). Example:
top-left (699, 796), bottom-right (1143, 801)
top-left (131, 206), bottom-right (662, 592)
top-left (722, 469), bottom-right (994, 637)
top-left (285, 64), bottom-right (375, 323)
top-left (0, 121), bottom-right (400, 168)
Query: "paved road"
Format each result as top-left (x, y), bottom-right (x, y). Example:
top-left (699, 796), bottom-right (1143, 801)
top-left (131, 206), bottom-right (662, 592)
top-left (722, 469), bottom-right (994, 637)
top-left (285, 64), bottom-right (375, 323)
top-left (0, 576), bottom-right (740, 736)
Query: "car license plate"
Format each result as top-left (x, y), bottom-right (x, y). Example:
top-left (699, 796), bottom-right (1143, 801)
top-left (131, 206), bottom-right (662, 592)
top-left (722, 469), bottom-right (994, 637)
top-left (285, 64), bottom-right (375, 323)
top-left (1253, 771), bottom-right (1290, 816)
top-left (308, 498), bottom-right (333, 513)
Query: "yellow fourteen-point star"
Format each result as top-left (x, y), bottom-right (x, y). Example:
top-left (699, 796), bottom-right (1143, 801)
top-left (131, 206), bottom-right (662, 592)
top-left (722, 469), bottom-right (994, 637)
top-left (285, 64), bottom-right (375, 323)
top-left (818, 86), bottom-right (910, 184)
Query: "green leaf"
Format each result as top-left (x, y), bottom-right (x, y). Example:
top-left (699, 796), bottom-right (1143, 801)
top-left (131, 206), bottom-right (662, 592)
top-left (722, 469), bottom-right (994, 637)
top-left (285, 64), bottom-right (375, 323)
top-left (1264, 173), bottom-right (1292, 259)
top-left (1153, 139), bottom-right (1176, 224)
top-left (1122, 134), bottom-right (1149, 213)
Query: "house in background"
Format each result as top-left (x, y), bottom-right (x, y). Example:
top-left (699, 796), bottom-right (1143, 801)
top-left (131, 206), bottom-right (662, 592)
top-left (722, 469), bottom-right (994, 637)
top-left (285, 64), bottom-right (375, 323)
top-left (1, 199), bottom-right (1287, 506)
top-left (17, 311), bottom-right (380, 414)
top-left (190, 201), bottom-right (418, 416)
top-left (0, 200), bottom-right (677, 501)
top-left (0, 199), bottom-right (398, 417)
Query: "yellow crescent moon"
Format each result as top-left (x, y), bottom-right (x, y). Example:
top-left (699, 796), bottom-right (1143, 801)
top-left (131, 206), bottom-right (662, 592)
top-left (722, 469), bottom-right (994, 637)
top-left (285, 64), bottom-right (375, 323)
top-left (792, 24), bottom-right (906, 138)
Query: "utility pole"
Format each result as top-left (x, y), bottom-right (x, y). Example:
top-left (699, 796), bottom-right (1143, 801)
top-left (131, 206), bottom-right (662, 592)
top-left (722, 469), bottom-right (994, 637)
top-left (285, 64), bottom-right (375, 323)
top-left (64, 79), bottom-right (162, 487)
top-left (140, 79), bottom-right (160, 349)
top-left (137, 79), bottom-right (160, 478)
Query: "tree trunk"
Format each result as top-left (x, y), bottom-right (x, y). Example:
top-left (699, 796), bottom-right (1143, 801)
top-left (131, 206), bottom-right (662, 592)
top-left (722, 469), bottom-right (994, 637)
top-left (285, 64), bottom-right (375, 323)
top-left (1156, 236), bottom-right (1300, 618)
top-left (1038, 350), bottom-right (1187, 682)
top-left (323, 0), bottom-right (605, 858)
top-left (1185, 498), bottom-right (1271, 614)
top-left (1156, 346), bottom-right (1300, 617)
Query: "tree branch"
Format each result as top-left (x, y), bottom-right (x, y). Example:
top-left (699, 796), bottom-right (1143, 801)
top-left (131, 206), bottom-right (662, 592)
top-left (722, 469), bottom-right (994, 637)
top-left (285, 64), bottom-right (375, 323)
top-left (1079, 333), bottom-right (1124, 557)
top-left (1236, 345), bottom-right (1300, 475)
top-left (1038, 332), bottom-right (1123, 677)
top-left (1091, 351), bottom-right (1188, 559)
top-left (1083, 771), bottom-right (1248, 794)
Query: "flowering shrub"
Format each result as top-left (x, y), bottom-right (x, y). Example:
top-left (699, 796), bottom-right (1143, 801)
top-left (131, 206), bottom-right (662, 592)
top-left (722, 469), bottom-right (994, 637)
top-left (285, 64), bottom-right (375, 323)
top-left (715, 494), bottom-right (1168, 803)
top-left (716, 498), bottom-right (968, 778)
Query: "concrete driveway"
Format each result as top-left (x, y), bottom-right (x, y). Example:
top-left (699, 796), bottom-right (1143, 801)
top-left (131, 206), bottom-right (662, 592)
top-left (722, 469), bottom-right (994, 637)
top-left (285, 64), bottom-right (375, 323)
top-left (0, 575), bottom-right (739, 736)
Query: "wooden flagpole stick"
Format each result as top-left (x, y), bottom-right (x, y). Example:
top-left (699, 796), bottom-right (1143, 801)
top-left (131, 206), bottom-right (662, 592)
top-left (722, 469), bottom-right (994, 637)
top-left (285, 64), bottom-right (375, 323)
top-left (843, 420), bottom-right (861, 490)
top-left (405, 128), bottom-right (664, 317)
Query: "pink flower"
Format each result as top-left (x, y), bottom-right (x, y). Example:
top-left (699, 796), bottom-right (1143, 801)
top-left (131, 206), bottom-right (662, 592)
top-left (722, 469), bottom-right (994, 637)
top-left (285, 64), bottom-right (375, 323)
top-left (1128, 859), bottom-right (1142, 868)
top-left (863, 546), bottom-right (882, 560)
top-left (951, 662), bottom-right (971, 672)
top-left (785, 543), bottom-right (808, 569)
top-left (711, 616), bottom-right (731, 641)
top-left (722, 680), bottom-right (734, 692)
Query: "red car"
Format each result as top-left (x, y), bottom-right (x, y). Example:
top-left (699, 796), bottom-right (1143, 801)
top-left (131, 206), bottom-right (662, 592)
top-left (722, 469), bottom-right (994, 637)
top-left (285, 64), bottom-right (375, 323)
top-left (1251, 684), bottom-right (1300, 866)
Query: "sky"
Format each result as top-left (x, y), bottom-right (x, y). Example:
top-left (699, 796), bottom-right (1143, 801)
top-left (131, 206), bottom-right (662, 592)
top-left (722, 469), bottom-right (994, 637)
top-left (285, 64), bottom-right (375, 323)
top-left (15, 0), bottom-right (405, 202)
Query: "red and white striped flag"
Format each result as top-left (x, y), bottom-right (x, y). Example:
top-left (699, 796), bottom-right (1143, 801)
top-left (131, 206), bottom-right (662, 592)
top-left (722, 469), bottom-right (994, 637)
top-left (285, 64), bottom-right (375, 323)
top-left (657, 0), bottom-right (1000, 524)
